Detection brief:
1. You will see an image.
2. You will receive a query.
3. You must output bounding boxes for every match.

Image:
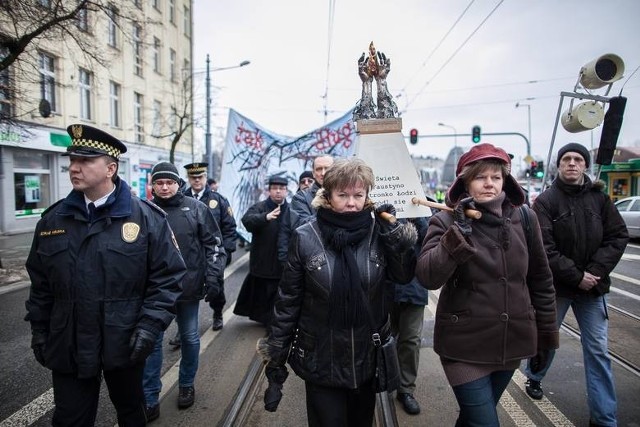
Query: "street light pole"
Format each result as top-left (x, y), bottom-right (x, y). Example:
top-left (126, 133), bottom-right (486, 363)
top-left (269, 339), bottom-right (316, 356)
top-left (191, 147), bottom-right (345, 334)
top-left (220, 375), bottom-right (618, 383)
top-left (438, 122), bottom-right (458, 174)
top-left (205, 54), bottom-right (212, 176)
top-left (202, 55), bottom-right (251, 177)
top-left (515, 102), bottom-right (532, 157)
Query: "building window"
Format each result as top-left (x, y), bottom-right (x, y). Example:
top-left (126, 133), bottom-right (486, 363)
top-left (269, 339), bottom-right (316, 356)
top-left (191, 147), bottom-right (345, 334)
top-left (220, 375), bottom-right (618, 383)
top-left (109, 81), bottom-right (121, 128)
top-left (133, 0), bottom-right (142, 9)
top-left (79, 68), bottom-right (92, 120)
top-left (183, 5), bottom-right (190, 37)
top-left (168, 0), bottom-right (175, 24)
top-left (153, 37), bottom-right (161, 73)
top-left (107, 5), bottom-right (118, 48)
top-left (152, 0), bottom-right (161, 12)
top-left (152, 100), bottom-right (161, 136)
top-left (169, 48), bottom-right (176, 82)
top-left (39, 52), bottom-right (56, 112)
top-left (134, 92), bottom-right (144, 143)
top-left (14, 151), bottom-right (51, 218)
top-left (0, 46), bottom-right (12, 118)
top-left (133, 24), bottom-right (143, 77)
top-left (76, 1), bottom-right (89, 31)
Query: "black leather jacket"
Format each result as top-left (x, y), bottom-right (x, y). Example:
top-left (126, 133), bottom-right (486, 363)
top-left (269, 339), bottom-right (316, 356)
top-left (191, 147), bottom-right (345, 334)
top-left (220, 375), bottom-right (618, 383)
top-left (269, 210), bottom-right (416, 389)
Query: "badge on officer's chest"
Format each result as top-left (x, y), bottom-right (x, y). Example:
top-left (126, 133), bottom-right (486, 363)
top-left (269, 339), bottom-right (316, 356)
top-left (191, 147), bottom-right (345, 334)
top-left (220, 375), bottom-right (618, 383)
top-left (122, 222), bottom-right (140, 243)
top-left (209, 200), bottom-right (218, 209)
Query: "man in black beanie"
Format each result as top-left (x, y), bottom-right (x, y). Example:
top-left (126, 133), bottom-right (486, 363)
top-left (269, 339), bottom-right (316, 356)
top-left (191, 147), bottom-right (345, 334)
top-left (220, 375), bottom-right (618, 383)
top-left (524, 142), bottom-right (628, 427)
top-left (142, 162), bottom-right (226, 420)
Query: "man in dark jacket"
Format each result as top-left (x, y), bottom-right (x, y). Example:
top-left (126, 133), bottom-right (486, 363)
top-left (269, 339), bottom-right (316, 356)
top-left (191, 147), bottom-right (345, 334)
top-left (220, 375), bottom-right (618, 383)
top-left (25, 124), bottom-right (186, 426)
top-left (277, 155), bottom-right (333, 263)
top-left (392, 215), bottom-right (430, 415)
top-left (142, 162), bottom-right (226, 420)
top-left (524, 143), bottom-right (628, 427)
top-left (183, 162), bottom-right (237, 331)
top-left (234, 175), bottom-right (289, 330)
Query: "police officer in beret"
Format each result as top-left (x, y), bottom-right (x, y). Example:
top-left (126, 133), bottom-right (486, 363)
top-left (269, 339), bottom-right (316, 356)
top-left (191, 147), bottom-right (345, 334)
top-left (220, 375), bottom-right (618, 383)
top-left (183, 162), bottom-right (237, 331)
top-left (234, 175), bottom-right (289, 331)
top-left (24, 124), bottom-right (186, 426)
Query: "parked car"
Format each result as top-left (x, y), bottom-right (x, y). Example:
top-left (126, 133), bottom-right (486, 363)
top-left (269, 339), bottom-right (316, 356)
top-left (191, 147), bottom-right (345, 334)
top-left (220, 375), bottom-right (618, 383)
top-left (615, 196), bottom-right (640, 239)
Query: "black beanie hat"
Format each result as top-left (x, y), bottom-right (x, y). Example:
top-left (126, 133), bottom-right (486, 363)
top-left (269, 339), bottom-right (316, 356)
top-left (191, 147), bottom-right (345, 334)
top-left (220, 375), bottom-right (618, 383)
top-left (151, 162), bottom-right (181, 182)
top-left (299, 170), bottom-right (313, 182)
top-left (556, 143), bottom-right (590, 168)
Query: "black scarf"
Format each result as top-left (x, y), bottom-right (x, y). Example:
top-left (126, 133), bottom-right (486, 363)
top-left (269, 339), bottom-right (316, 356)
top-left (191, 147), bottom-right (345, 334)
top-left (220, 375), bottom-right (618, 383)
top-left (316, 207), bottom-right (372, 329)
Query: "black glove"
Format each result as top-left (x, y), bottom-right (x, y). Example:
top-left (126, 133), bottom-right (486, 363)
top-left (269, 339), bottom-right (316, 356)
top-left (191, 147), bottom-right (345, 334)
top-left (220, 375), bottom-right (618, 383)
top-left (453, 196), bottom-right (476, 236)
top-left (225, 252), bottom-right (233, 267)
top-left (264, 364), bottom-right (289, 412)
top-left (204, 278), bottom-right (223, 302)
top-left (375, 203), bottom-right (399, 233)
top-left (31, 330), bottom-right (48, 367)
top-left (530, 349), bottom-right (551, 374)
top-left (129, 328), bottom-right (157, 363)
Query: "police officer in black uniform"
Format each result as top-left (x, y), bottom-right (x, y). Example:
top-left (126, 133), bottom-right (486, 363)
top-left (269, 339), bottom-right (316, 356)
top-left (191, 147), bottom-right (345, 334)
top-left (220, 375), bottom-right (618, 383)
top-left (25, 124), bottom-right (186, 426)
top-left (183, 163), bottom-right (237, 330)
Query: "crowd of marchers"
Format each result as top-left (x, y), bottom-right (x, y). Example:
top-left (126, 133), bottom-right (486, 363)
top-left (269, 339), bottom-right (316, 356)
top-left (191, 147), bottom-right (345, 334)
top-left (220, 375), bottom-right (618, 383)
top-left (24, 123), bottom-right (628, 427)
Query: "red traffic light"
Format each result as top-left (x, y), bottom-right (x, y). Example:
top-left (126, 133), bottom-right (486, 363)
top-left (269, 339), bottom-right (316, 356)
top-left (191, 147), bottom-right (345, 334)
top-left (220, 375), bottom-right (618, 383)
top-left (409, 128), bottom-right (418, 144)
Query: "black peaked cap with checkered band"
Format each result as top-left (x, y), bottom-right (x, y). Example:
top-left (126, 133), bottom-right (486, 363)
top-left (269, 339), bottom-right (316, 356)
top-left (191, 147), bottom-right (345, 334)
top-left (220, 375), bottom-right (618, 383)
top-left (64, 124), bottom-right (127, 160)
top-left (184, 162), bottom-right (208, 177)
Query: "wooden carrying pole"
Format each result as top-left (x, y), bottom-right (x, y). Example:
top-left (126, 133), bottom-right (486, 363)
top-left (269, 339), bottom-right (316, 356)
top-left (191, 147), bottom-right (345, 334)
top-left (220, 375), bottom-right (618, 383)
top-left (411, 197), bottom-right (482, 219)
top-left (377, 197), bottom-right (482, 223)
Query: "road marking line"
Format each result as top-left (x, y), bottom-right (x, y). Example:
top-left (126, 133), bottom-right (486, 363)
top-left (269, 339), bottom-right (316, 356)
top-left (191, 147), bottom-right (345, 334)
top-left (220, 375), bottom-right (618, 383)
top-left (0, 389), bottom-right (53, 427)
top-left (511, 370), bottom-right (575, 426)
top-left (621, 254), bottom-right (640, 261)
top-left (611, 271), bottom-right (640, 287)
top-left (0, 252), bottom-right (250, 427)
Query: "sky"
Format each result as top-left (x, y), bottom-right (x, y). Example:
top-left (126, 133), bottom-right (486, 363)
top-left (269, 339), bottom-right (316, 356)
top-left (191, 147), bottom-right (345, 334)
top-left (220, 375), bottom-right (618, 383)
top-left (192, 0), bottom-right (640, 174)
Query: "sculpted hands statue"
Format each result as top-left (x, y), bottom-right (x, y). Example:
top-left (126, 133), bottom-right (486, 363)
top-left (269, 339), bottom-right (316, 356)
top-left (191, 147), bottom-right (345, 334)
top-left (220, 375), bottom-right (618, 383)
top-left (353, 52), bottom-right (376, 120)
top-left (353, 42), bottom-right (398, 121)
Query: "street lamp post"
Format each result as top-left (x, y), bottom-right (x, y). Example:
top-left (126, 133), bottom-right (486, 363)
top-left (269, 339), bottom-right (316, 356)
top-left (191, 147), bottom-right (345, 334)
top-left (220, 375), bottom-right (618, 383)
top-left (515, 102), bottom-right (532, 156)
top-left (438, 122), bottom-right (458, 172)
top-left (203, 54), bottom-right (250, 177)
top-left (516, 102), bottom-right (532, 194)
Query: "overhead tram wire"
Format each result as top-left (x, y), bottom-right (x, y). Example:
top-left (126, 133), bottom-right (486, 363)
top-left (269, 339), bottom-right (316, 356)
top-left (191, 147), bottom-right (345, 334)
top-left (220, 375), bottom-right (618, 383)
top-left (404, 0), bottom-right (505, 113)
top-left (398, 0), bottom-right (475, 104)
top-left (322, 0), bottom-right (336, 123)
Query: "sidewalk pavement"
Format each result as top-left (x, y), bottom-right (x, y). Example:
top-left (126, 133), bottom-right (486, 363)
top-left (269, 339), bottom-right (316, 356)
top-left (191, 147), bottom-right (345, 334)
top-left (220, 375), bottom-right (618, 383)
top-left (0, 231), bottom-right (33, 289)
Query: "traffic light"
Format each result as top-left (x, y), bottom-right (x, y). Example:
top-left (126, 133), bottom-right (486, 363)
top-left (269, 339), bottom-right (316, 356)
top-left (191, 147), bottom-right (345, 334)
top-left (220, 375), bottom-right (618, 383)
top-left (409, 128), bottom-right (418, 144)
top-left (472, 125), bottom-right (481, 143)
top-left (596, 96), bottom-right (627, 165)
top-left (534, 161), bottom-right (544, 178)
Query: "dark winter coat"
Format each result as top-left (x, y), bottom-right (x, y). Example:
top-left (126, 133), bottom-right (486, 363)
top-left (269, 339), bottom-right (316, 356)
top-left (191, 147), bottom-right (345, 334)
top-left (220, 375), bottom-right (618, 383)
top-left (268, 208), bottom-right (417, 389)
top-left (242, 197), bottom-right (289, 279)
top-left (277, 183), bottom-right (320, 263)
top-left (532, 175), bottom-right (628, 298)
top-left (394, 216), bottom-right (430, 305)
top-left (416, 186), bottom-right (558, 365)
top-left (25, 178), bottom-right (186, 378)
top-left (153, 192), bottom-right (226, 301)
top-left (184, 186), bottom-right (237, 255)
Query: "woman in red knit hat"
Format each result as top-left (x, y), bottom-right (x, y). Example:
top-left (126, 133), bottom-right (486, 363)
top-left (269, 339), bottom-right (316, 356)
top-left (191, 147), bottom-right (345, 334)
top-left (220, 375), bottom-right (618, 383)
top-left (415, 143), bottom-right (559, 426)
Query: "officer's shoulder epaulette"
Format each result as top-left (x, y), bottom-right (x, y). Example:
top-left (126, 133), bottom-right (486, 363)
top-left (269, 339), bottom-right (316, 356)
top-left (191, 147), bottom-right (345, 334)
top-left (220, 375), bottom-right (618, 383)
top-left (140, 198), bottom-right (168, 216)
top-left (41, 199), bottom-right (65, 217)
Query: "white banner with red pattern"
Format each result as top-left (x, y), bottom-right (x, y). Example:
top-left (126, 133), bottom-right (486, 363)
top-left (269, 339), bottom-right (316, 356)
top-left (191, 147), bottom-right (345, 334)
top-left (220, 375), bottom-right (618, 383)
top-left (219, 109), bottom-right (356, 242)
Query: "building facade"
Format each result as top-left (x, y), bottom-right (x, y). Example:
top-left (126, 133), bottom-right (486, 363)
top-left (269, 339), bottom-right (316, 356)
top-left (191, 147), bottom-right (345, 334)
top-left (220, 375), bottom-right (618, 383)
top-left (0, 0), bottom-right (195, 234)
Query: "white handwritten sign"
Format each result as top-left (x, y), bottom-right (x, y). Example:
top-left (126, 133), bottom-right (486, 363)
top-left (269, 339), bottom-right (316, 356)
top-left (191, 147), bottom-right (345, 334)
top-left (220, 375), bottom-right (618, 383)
top-left (355, 125), bottom-right (431, 218)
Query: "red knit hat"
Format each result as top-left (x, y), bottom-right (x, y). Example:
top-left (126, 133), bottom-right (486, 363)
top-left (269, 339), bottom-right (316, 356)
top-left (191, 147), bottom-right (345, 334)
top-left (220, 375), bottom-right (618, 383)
top-left (447, 143), bottom-right (525, 207)
top-left (456, 143), bottom-right (511, 175)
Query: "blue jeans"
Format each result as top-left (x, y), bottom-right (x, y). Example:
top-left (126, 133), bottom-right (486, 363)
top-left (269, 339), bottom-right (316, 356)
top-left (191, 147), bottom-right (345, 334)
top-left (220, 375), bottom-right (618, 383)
top-left (525, 295), bottom-right (617, 427)
top-left (452, 370), bottom-right (514, 427)
top-left (143, 300), bottom-right (201, 406)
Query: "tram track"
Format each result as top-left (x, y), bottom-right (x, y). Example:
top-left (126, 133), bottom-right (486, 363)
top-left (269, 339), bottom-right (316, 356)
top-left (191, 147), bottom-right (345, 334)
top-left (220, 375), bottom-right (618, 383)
top-left (217, 354), bottom-right (400, 427)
